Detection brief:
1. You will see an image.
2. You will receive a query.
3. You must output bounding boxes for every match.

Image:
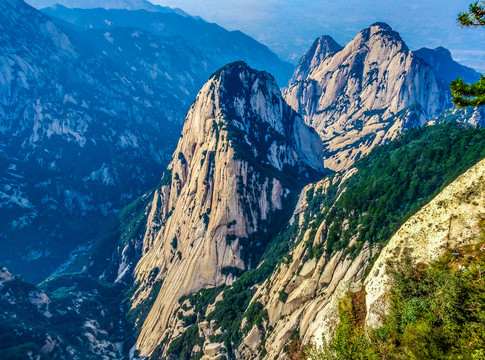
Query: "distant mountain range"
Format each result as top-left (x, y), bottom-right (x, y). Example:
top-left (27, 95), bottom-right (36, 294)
top-left (0, 0), bottom-right (293, 282)
top-left (26, 0), bottom-right (189, 15)
top-left (1, 2), bottom-right (485, 358)
top-left (41, 5), bottom-right (294, 86)
top-left (147, 0), bottom-right (485, 75)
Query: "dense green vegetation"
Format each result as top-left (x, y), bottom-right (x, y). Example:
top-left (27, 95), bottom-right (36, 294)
top-left (458, 0), bottom-right (485, 26)
top-left (304, 231), bottom-right (485, 360)
top-left (304, 122), bottom-right (485, 259)
top-left (159, 169), bottom-right (173, 187)
top-left (157, 287), bottom-right (224, 359)
top-left (166, 324), bottom-right (204, 360)
top-left (451, 75), bottom-right (485, 107)
top-left (167, 122), bottom-right (485, 359)
top-left (452, 1), bottom-right (485, 107)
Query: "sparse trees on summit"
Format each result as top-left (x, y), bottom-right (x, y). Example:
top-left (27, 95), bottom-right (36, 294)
top-left (451, 1), bottom-right (485, 107)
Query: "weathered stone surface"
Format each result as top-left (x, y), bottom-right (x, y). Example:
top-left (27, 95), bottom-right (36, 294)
top-left (131, 62), bottom-right (323, 357)
top-left (237, 158), bottom-right (485, 359)
top-left (365, 158), bottom-right (485, 328)
top-left (284, 23), bottom-right (449, 171)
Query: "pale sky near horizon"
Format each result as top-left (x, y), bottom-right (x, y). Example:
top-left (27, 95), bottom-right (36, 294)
top-left (153, 0), bottom-right (485, 72)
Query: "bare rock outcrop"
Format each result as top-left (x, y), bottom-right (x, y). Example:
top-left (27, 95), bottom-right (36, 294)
top-left (131, 62), bottom-right (323, 357)
top-left (365, 158), bottom-right (485, 328)
top-left (237, 158), bottom-right (485, 359)
top-left (284, 23), bottom-right (449, 171)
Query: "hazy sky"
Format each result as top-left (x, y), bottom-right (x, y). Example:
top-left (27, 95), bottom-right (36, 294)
top-left (153, 0), bottom-right (485, 72)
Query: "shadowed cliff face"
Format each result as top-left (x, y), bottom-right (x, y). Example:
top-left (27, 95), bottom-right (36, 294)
top-left (0, 0), bottom-right (212, 281)
top-left (415, 46), bottom-right (482, 87)
top-left (284, 23), bottom-right (449, 171)
top-left (130, 62), bottom-right (323, 356)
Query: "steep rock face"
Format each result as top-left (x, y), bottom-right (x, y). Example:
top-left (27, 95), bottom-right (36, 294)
top-left (237, 174), bottom-right (376, 359)
top-left (233, 124), bottom-right (485, 359)
top-left (132, 62), bottom-right (323, 356)
top-left (284, 23), bottom-right (447, 171)
top-left (365, 158), bottom-right (485, 328)
top-left (290, 36), bottom-right (343, 83)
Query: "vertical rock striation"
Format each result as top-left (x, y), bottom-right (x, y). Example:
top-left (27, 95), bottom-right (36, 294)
top-left (132, 62), bottom-right (323, 356)
top-left (284, 23), bottom-right (448, 171)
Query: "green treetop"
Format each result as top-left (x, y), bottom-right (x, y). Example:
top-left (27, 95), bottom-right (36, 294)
top-left (458, 1), bottom-right (485, 26)
top-left (451, 1), bottom-right (485, 107)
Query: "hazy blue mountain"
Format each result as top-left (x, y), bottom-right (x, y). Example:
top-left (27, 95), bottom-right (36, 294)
top-left (0, 0), bottom-right (212, 282)
top-left (415, 46), bottom-right (482, 86)
top-left (153, 0), bottom-right (485, 74)
top-left (414, 46), bottom-right (482, 108)
top-left (42, 5), bottom-right (295, 86)
top-left (0, 266), bottom-right (131, 359)
top-left (26, 0), bottom-right (190, 16)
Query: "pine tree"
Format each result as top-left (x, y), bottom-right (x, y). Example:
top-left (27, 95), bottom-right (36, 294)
top-left (458, 1), bottom-right (485, 26)
top-left (450, 1), bottom-right (485, 107)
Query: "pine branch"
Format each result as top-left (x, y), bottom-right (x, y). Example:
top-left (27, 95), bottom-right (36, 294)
top-left (458, 1), bottom-right (485, 27)
top-left (451, 76), bottom-right (485, 107)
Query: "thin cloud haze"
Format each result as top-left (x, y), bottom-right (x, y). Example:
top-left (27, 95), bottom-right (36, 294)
top-left (155, 0), bottom-right (485, 72)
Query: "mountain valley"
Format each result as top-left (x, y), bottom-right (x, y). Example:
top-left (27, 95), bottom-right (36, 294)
top-left (0, 0), bottom-right (293, 282)
top-left (1, 1), bottom-right (484, 359)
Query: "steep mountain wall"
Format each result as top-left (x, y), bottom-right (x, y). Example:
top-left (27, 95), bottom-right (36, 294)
top-left (130, 62), bottom-right (323, 357)
top-left (238, 142), bottom-right (485, 360)
top-left (284, 23), bottom-right (448, 171)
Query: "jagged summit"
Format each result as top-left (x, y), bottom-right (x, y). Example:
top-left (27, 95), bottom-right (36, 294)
top-left (366, 22), bottom-right (404, 40)
top-left (370, 21), bottom-right (393, 31)
top-left (357, 22), bottom-right (409, 53)
top-left (209, 60), bottom-right (252, 78)
top-left (196, 61), bottom-right (324, 173)
top-left (291, 35), bottom-right (343, 82)
top-left (284, 23), bottom-right (448, 171)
